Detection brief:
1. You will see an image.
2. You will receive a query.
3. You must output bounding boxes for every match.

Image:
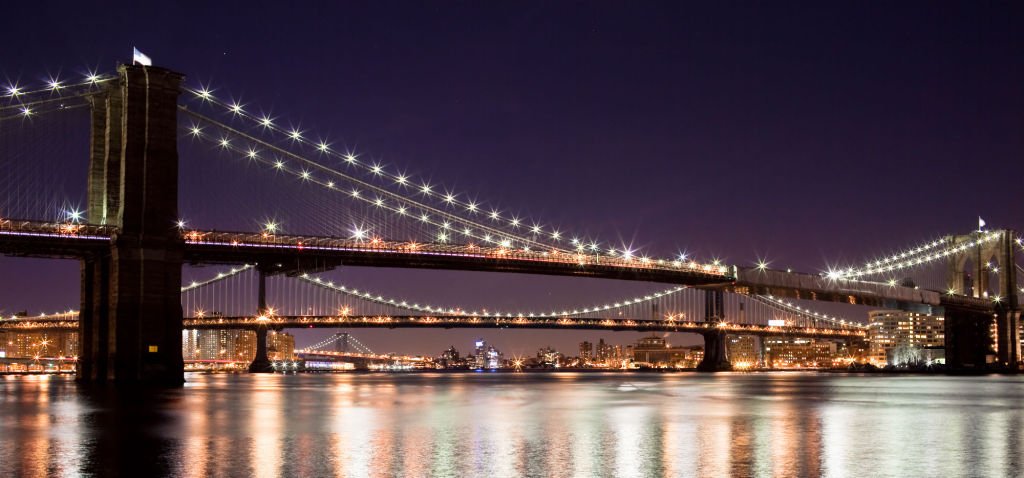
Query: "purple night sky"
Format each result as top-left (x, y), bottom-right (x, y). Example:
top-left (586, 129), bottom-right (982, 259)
top-left (1, 2), bottom-right (1022, 356)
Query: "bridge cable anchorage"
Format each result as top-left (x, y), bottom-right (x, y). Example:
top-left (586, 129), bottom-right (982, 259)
top-left (177, 86), bottom-right (728, 274)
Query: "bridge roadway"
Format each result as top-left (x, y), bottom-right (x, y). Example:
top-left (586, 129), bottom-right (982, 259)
top-left (1, 314), bottom-right (865, 339)
top-left (0, 219), bottom-right (994, 312)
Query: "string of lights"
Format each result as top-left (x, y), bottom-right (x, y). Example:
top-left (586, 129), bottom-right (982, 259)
top-left (180, 264), bottom-right (254, 292)
top-left (828, 231), bottom-right (1006, 281)
top-left (179, 85), bottom-right (720, 270)
top-left (180, 109), bottom-right (729, 274)
top-left (753, 295), bottom-right (863, 329)
top-left (297, 272), bottom-right (690, 318)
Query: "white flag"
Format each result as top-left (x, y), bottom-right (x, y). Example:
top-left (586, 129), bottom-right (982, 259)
top-left (133, 47), bottom-right (152, 66)
top-left (978, 217), bottom-right (986, 231)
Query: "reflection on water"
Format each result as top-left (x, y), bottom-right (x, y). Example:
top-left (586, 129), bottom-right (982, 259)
top-left (1, 372), bottom-right (1023, 477)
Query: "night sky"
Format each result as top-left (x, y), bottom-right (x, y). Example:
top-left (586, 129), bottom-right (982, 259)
top-left (1, 2), bottom-right (1022, 356)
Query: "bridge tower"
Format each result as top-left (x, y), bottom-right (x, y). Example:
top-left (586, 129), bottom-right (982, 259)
top-left (697, 289), bottom-right (732, 371)
top-left (944, 230), bottom-right (1020, 369)
top-left (78, 64), bottom-right (185, 383)
top-left (249, 267), bottom-right (273, 373)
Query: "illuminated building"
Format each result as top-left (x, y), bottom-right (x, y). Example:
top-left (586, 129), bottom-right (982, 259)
top-left (629, 335), bottom-right (699, 368)
top-left (472, 339), bottom-right (501, 369)
top-left (579, 341), bottom-right (593, 363)
top-left (867, 310), bottom-right (944, 365)
top-left (727, 335), bottom-right (758, 367)
top-left (763, 337), bottom-right (837, 368)
top-left (537, 346), bottom-right (563, 367)
top-left (473, 339), bottom-right (487, 369)
top-left (0, 331), bottom-right (79, 358)
top-left (184, 329), bottom-right (256, 361)
top-left (438, 346), bottom-right (462, 368)
top-left (268, 331), bottom-right (295, 361)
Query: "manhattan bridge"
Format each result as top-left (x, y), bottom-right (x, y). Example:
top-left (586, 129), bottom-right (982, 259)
top-left (0, 64), bottom-right (1020, 383)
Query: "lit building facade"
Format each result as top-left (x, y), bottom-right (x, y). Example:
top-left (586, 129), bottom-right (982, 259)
top-left (763, 337), bottom-right (837, 368)
top-left (0, 330), bottom-right (79, 358)
top-left (629, 335), bottom-right (699, 368)
top-left (867, 310), bottom-right (944, 365)
top-left (268, 331), bottom-right (295, 361)
top-left (727, 335), bottom-right (759, 367)
top-left (579, 341), bottom-right (593, 363)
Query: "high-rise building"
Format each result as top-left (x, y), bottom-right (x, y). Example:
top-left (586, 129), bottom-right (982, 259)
top-left (596, 338), bottom-right (610, 361)
top-left (473, 339), bottom-right (487, 369)
top-left (0, 331), bottom-right (78, 358)
top-left (268, 331), bottom-right (295, 361)
top-left (184, 329), bottom-right (257, 361)
top-left (867, 310), bottom-right (944, 365)
top-left (579, 341), bottom-right (593, 363)
top-left (537, 346), bottom-right (562, 367)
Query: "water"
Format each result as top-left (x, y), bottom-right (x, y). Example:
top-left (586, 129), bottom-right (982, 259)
top-left (1, 372), bottom-right (1023, 477)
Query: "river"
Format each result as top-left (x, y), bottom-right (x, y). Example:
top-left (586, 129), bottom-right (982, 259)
top-left (1, 372), bottom-right (1022, 477)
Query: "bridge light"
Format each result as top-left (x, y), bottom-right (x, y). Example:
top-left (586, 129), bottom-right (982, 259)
top-left (510, 217), bottom-right (520, 228)
top-left (259, 115), bottom-right (273, 127)
top-left (466, 202), bottom-right (478, 212)
top-left (218, 138), bottom-right (230, 148)
top-left (228, 102), bottom-right (244, 114)
top-left (246, 148), bottom-right (258, 159)
top-left (196, 87), bottom-right (213, 100)
top-left (5, 84), bottom-right (21, 97)
top-left (551, 231), bottom-right (561, 240)
top-left (489, 210), bottom-right (501, 220)
top-left (85, 72), bottom-right (100, 84)
top-left (317, 141), bottom-right (329, 152)
top-left (176, 219), bottom-right (186, 229)
top-left (420, 183), bottom-right (432, 195)
top-left (65, 209), bottom-right (83, 223)
top-left (47, 78), bottom-right (63, 91)
top-left (288, 129), bottom-right (302, 140)
top-left (756, 259), bottom-right (769, 272)
top-left (264, 221), bottom-right (278, 233)
top-left (20, 107), bottom-right (32, 117)
top-left (300, 170), bottom-right (311, 180)
top-left (274, 160), bottom-right (285, 169)
top-left (371, 163), bottom-right (383, 175)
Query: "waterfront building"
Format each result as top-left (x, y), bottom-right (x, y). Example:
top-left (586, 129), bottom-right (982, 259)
top-left (763, 337), bottom-right (837, 368)
top-left (727, 335), bottom-right (759, 367)
top-left (866, 310), bottom-right (944, 365)
top-left (629, 335), bottom-right (699, 368)
top-left (268, 331), bottom-right (295, 361)
top-left (0, 330), bottom-right (79, 358)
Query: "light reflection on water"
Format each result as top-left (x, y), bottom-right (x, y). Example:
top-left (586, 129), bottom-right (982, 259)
top-left (1, 372), bottom-right (1023, 477)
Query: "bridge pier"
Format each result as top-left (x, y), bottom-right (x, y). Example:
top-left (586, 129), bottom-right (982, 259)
top-left (944, 306), bottom-right (994, 371)
top-left (994, 307), bottom-right (1021, 369)
top-left (697, 289), bottom-right (732, 371)
top-left (249, 268), bottom-right (272, 373)
top-left (77, 64), bottom-right (185, 384)
top-left (697, 330), bottom-right (733, 371)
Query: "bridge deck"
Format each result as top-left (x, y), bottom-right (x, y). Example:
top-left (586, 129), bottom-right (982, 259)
top-left (0, 314), bottom-right (865, 339)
